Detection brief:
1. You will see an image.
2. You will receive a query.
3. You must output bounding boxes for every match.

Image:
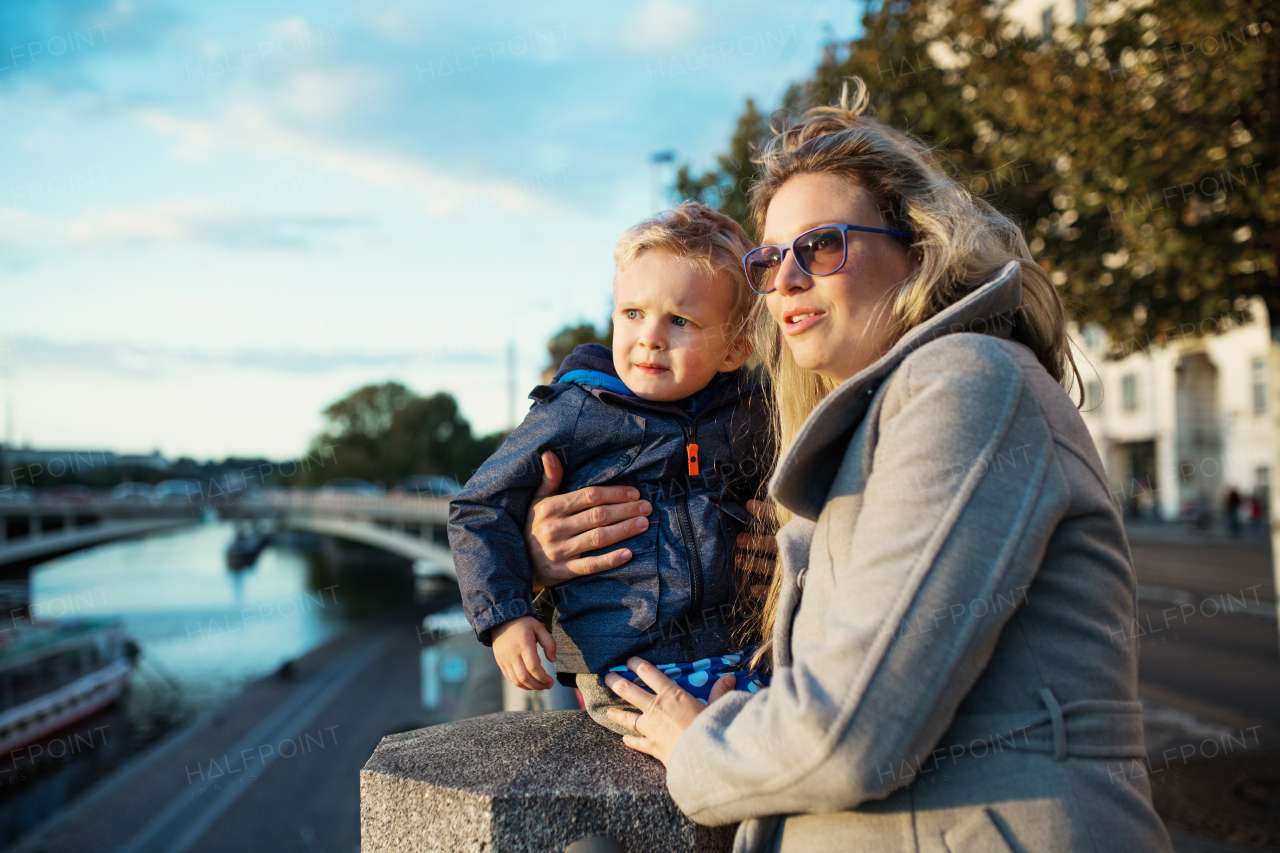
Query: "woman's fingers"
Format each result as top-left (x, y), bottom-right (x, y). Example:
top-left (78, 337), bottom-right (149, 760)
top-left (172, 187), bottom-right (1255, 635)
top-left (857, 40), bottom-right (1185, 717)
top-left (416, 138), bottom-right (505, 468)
top-left (607, 707), bottom-right (643, 733)
top-left (708, 673), bottom-right (736, 703)
top-left (624, 656), bottom-right (679, 696)
top-left (548, 499), bottom-right (652, 546)
top-left (563, 549), bottom-right (634, 578)
top-left (560, 515), bottom-right (651, 561)
top-left (745, 499), bottom-right (777, 527)
top-left (621, 732), bottom-right (661, 759)
top-left (557, 483), bottom-right (644, 515)
top-left (530, 451), bottom-right (565, 502)
top-left (735, 531), bottom-right (778, 555)
top-left (603, 670), bottom-right (656, 713)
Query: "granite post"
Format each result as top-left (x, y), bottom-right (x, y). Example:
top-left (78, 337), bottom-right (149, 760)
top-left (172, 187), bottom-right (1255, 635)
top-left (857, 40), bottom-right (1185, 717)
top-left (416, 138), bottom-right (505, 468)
top-left (360, 710), bottom-right (735, 853)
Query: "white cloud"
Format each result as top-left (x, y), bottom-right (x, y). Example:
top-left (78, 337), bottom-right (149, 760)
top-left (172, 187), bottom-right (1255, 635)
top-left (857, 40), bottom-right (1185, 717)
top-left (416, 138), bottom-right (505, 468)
top-left (132, 102), bottom-right (536, 217)
top-left (275, 68), bottom-right (386, 122)
top-left (0, 201), bottom-right (368, 254)
top-left (619, 0), bottom-right (707, 54)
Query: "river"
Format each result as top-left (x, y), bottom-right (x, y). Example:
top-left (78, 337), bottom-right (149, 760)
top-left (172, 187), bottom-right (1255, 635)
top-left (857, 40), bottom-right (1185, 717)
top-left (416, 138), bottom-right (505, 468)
top-left (0, 519), bottom-right (402, 845)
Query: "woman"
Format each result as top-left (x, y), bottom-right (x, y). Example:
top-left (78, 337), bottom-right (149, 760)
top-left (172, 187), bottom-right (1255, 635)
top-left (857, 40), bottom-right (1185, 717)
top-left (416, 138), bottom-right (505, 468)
top-left (523, 80), bottom-right (1170, 852)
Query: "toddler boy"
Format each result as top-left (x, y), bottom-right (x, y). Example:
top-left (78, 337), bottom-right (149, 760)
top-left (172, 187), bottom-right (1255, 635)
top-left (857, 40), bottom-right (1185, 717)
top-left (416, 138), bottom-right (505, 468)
top-left (448, 202), bottom-right (770, 733)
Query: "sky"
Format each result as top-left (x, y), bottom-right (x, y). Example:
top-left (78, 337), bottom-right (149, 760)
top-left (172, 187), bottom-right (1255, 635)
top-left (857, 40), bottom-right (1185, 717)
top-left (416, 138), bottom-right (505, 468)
top-left (0, 0), bottom-right (857, 462)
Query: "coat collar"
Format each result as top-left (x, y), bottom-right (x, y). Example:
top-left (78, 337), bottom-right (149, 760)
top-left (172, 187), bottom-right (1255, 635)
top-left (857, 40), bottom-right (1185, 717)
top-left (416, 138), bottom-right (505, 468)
top-left (769, 260), bottom-right (1024, 520)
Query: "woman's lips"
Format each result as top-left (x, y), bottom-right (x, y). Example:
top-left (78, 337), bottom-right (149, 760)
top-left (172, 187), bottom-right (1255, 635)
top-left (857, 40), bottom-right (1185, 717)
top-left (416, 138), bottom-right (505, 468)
top-left (635, 363), bottom-right (669, 375)
top-left (782, 310), bottom-right (825, 336)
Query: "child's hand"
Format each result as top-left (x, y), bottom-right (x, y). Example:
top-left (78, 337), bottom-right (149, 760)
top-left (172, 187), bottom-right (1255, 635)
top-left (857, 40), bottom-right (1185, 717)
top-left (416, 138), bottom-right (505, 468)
top-left (492, 616), bottom-right (558, 690)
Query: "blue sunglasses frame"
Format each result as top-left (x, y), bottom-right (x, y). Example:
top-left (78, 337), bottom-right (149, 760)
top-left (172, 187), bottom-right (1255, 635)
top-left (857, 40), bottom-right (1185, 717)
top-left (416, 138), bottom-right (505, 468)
top-left (742, 223), bottom-right (913, 294)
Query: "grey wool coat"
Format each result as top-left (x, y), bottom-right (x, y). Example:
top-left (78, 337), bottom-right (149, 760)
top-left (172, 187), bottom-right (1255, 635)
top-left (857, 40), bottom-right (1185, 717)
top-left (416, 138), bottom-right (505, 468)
top-left (665, 261), bottom-right (1172, 853)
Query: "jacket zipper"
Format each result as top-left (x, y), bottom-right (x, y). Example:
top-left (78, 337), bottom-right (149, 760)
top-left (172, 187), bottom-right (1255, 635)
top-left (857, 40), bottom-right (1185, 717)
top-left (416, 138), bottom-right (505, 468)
top-left (676, 420), bottom-right (703, 657)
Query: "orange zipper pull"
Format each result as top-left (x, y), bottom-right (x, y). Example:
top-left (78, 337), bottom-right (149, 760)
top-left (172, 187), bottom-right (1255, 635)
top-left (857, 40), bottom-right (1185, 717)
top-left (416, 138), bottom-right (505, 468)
top-left (686, 443), bottom-right (700, 477)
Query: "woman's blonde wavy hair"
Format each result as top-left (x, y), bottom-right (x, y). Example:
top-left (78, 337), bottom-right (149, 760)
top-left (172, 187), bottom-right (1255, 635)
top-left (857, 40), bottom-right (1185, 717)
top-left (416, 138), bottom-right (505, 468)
top-left (747, 78), bottom-right (1079, 669)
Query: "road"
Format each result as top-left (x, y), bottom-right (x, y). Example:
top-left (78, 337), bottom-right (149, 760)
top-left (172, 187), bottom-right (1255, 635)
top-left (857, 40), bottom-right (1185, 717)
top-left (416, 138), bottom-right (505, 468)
top-left (1128, 529), bottom-right (1280, 727)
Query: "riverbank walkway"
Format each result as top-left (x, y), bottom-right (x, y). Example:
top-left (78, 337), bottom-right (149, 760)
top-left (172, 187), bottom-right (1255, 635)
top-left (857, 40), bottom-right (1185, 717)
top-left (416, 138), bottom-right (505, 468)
top-left (11, 605), bottom-right (499, 853)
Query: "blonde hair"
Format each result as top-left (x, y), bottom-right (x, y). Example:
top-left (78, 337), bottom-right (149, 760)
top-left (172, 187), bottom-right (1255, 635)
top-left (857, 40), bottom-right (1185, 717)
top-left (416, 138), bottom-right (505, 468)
top-left (614, 201), bottom-right (758, 340)
top-left (748, 78), bottom-right (1079, 668)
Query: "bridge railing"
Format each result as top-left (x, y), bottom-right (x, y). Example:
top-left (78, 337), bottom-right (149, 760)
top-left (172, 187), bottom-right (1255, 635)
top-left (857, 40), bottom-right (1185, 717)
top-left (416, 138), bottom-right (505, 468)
top-left (237, 491), bottom-right (452, 524)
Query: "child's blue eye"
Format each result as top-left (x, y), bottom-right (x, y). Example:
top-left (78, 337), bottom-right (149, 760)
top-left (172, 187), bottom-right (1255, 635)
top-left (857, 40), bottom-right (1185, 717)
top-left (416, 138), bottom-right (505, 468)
top-left (672, 317), bottom-right (691, 327)
top-left (625, 309), bottom-right (641, 320)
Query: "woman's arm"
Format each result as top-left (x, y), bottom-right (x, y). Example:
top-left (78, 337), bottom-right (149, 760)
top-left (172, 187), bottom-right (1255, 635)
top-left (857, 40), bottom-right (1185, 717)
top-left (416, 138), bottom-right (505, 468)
top-left (665, 337), bottom-right (1071, 825)
top-left (521, 451), bottom-right (777, 591)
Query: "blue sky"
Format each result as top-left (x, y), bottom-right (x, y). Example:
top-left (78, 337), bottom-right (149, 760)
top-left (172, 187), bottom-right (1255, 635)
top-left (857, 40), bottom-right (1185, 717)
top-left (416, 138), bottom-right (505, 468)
top-left (0, 0), bottom-right (855, 461)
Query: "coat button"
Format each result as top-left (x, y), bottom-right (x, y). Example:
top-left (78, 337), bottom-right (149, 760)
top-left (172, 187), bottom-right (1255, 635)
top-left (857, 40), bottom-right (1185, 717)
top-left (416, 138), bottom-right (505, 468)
top-left (616, 454), bottom-right (631, 466)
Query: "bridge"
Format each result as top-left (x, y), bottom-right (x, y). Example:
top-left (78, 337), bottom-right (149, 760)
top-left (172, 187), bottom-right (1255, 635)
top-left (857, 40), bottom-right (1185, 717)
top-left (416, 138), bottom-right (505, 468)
top-left (0, 490), bottom-right (457, 589)
top-left (221, 491), bottom-right (456, 580)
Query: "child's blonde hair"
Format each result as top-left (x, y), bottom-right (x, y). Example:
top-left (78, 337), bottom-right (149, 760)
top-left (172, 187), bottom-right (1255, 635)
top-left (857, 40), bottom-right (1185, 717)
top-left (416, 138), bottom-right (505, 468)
top-left (614, 202), bottom-right (758, 341)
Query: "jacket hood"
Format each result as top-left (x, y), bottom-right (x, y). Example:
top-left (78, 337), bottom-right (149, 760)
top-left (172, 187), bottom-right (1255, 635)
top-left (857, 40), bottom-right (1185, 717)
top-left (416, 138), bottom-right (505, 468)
top-left (770, 260), bottom-right (1024, 519)
top-left (552, 344), bottom-right (617, 383)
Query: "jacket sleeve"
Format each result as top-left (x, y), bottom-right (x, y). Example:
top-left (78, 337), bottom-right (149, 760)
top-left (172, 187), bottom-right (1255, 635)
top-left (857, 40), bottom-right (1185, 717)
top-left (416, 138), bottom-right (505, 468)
top-left (448, 388), bottom-right (584, 645)
top-left (666, 338), bottom-right (1072, 824)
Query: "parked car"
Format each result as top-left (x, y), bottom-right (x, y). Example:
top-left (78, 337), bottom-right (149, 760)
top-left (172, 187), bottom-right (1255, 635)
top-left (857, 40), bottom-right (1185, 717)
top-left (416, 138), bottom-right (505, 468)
top-left (42, 484), bottom-right (95, 507)
top-left (110, 482), bottom-right (154, 505)
top-left (318, 478), bottom-right (384, 496)
top-left (154, 479), bottom-right (202, 505)
top-left (392, 475), bottom-right (462, 498)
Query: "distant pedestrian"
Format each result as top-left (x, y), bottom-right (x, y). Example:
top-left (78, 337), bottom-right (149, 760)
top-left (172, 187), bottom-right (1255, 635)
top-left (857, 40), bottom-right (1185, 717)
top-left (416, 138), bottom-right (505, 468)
top-left (1226, 487), bottom-right (1242, 536)
top-left (1250, 491), bottom-right (1267, 537)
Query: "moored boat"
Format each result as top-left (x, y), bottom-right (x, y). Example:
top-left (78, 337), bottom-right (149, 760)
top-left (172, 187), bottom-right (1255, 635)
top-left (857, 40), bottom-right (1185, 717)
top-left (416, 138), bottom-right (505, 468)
top-left (0, 618), bottom-right (133, 755)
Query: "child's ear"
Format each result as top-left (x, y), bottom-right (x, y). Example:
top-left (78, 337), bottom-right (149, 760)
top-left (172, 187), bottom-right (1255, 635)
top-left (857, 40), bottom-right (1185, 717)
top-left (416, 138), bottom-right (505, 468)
top-left (718, 335), bottom-right (753, 372)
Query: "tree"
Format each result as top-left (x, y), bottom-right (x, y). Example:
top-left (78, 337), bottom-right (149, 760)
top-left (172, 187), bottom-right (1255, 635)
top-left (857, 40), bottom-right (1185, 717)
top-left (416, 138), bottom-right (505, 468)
top-left (384, 394), bottom-right (502, 483)
top-left (302, 382), bottom-right (501, 486)
top-left (674, 0), bottom-right (1279, 343)
top-left (543, 322), bottom-right (611, 382)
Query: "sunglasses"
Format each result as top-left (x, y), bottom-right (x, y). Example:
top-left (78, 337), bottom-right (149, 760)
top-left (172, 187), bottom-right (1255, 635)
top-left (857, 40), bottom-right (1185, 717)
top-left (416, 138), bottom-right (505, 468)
top-left (742, 223), bottom-right (913, 294)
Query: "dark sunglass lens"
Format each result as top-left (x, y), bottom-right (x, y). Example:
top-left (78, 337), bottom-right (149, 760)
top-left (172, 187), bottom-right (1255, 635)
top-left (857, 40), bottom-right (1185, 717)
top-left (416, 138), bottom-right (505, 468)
top-left (746, 248), bottom-right (780, 292)
top-left (796, 228), bottom-right (845, 275)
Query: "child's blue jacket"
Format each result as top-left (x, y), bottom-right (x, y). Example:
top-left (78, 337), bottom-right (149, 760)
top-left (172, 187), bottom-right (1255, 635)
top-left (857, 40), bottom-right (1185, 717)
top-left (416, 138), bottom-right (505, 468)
top-left (448, 344), bottom-right (772, 680)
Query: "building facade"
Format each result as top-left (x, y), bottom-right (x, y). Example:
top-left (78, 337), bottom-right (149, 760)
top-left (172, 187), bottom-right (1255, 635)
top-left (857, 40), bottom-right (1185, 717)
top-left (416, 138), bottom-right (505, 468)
top-left (1072, 299), bottom-right (1272, 524)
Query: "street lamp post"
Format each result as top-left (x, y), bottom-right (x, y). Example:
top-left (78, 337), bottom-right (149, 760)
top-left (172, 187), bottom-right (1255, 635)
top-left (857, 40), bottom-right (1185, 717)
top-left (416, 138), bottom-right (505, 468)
top-left (649, 150), bottom-right (676, 213)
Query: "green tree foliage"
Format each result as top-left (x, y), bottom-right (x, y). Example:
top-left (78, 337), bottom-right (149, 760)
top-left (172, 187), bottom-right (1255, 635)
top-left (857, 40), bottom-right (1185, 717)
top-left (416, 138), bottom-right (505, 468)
top-left (302, 382), bottom-right (501, 486)
top-left (676, 0), bottom-right (1279, 344)
top-left (544, 321), bottom-right (611, 380)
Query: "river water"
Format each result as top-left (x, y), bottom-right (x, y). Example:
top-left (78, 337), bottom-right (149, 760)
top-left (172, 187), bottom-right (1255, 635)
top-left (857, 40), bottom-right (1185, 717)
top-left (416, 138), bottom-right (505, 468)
top-left (1, 520), bottom-right (399, 844)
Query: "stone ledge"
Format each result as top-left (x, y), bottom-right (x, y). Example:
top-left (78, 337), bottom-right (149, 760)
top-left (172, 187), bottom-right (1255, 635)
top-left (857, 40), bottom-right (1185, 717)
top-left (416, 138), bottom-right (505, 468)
top-left (360, 710), bottom-right (734, 853)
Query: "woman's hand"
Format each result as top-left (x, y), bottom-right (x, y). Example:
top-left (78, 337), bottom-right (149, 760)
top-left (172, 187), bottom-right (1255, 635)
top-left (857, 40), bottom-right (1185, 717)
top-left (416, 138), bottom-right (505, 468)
top-left (523, 451), bottom-right (653, 591)
top-left (603, 658), bottom-right (737, 766)
top-left (736, 499), bottom-right (778, 598)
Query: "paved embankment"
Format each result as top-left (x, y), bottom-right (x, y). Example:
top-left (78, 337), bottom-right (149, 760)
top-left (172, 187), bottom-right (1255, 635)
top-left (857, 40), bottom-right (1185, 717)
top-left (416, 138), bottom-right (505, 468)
top-left (9, 609), bottom-right (501, 853)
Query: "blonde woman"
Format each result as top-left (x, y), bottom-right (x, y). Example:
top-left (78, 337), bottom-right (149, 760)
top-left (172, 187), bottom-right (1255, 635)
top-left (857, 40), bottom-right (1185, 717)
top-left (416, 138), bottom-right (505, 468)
top-left (523, 80), bottom-right (1170, 852)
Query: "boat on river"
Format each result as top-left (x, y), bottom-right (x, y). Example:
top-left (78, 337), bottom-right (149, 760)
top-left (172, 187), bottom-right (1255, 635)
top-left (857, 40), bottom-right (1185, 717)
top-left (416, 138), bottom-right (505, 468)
top-left (0, 618), bottom-right (133, 755)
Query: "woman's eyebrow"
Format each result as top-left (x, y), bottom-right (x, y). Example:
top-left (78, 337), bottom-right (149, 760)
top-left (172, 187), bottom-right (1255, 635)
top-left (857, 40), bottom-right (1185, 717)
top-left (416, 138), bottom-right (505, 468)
top-left (759, 220), bottom-right (834, 245)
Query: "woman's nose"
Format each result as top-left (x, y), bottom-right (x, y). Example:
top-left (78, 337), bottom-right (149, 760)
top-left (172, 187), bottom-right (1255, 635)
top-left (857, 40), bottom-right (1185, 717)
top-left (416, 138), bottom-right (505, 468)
top-left (773, 250), bottom-right (812, 294)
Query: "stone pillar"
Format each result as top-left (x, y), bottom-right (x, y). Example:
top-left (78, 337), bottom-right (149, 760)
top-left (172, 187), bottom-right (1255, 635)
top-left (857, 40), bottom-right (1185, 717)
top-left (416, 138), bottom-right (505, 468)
top-left (360, 710), bottom-right (734, 853)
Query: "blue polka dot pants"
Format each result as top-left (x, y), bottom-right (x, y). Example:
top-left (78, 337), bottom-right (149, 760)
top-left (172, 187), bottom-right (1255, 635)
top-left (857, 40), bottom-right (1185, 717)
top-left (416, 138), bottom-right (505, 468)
top-left (606, 646), bottom-right (769, 704)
